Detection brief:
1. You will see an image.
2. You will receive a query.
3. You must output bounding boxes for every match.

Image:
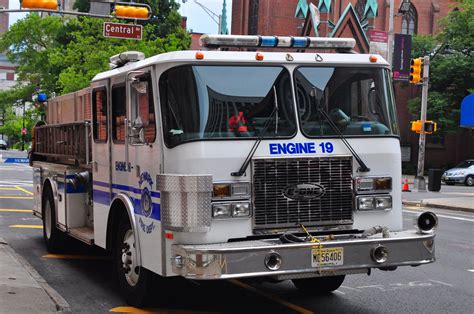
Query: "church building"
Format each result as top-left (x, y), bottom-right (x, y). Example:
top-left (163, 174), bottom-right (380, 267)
top-left (231, 0), bottom-right (473, 169)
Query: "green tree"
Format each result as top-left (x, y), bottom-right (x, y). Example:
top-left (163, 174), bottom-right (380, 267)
top-left (0, 1), bottom-right (189, 146)
top-left (408, 0), bottom-right (474, 133)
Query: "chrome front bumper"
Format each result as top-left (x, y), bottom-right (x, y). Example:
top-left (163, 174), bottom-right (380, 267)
top-left (171, 230), bottom-right (435, 279)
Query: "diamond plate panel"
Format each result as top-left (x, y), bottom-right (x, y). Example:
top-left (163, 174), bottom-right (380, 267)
top-left (157, 174), bottom-right (212, 232)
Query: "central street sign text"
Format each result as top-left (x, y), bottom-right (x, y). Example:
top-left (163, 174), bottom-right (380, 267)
top-left (103, 22), bottom-right (142, 40)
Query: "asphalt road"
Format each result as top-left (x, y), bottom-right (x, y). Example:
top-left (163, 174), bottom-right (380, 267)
top-left (0, 151), bottom-right (473, 313)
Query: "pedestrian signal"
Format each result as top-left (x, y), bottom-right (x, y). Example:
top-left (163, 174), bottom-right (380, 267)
top-left (21, 0), bottom-right (58, 10)
top-left (409, 58), bottom-right (423, 84)
top-left (410, 120), bottom-right (437, 134)
top-left (114, 4), bottom-right (150, 19)
top-left (424, 121), bottom-right (437, 134)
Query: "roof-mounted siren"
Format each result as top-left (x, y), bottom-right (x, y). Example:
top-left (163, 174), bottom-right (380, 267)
top-left (109, 51), bottom-right (145, 69)
top-left (200, 35), bottom-right (356, 51)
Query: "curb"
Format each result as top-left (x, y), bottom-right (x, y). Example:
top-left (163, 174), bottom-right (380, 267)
top-left (0, 238), bottom-right (71, 313)
top-left (402, 200), bottom-right (474, 213)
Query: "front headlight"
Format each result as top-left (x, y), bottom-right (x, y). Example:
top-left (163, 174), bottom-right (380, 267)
top-left (354, 176), bottom-right (392, 194)
top-left (212, 204), bottom-right (231, 218)
top-left (356, 195), bottom-right (392, 211)
top-left (212, 202), bottom-right (251, 218)
top-left (232, 202), bottom-right (250, 217)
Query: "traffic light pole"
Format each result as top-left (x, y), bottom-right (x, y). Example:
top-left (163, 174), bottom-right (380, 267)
top-left (415, 56), bottom-right (430, 191)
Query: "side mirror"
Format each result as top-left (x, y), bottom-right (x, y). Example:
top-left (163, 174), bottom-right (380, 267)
top-left (132, 116), bottom-right (143, 129)
top-left (129, 116), bottom-right (145, 144)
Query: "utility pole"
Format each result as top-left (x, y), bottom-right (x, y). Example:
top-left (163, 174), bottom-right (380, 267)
top-left (415, 56), bottom-right (430, 191)
top-left (22, 101), bottom-right (25, 151)
top-left (387, 0), bottom-right (395, 66)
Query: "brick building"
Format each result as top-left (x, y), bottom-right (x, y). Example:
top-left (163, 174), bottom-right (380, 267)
top-left (231, 0), bottom-right (474, 170)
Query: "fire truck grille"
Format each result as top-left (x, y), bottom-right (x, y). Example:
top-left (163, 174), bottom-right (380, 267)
top-left (252, 156), bottom-right (353, 229)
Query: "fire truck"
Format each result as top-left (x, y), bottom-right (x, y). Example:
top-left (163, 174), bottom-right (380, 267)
top-left (31, 35), bottom-right (438, 306)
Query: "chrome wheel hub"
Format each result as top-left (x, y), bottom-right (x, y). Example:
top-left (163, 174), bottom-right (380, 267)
top-left (121, 229), bottom-right (139, 286)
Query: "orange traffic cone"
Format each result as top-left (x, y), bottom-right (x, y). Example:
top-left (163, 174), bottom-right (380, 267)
top-left (402, 178), bottom-right (411, 192)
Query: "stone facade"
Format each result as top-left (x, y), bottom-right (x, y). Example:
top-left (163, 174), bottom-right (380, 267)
top-left (231, 0), bottom-right (474, 169)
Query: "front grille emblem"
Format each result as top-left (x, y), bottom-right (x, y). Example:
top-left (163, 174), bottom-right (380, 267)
top-left (283, 183), bottom-right (325, 201)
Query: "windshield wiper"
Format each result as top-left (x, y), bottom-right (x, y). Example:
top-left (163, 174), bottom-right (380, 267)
top-left (313, 88), bottom-right (370, 172)
top-left (231, 87), bottom-right (279, 177)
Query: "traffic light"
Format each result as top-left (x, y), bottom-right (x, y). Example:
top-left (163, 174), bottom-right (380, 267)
top-left (409, 58), bottom-right (423, 84)
top-left (424, 121), bottom-right (437, 134)
top-left (410, 120), bottom-right (437, 134)
top-left (410, 120), bottom-right (423, 133)
top-left (114, 4), bottom-right (150, 19)
top-left (21, 0), bottom-right (58, 10)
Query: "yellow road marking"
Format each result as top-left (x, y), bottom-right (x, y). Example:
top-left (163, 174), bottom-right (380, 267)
top-left (110, 307), bottom-right (158, 314)
top-left (110, 307), bottom-right (214, 313)
top-left (0, 196), bottom-right (33, 199)
top-left (0, 187), bottom-right (20, 191)
top-left (229, 279), bottom-right (314, 314)
top-left (10, 224), bottom-right (43, 229)
top-left (0, 209), bottom-right (32, 212)
top-left (43, 254), bottom-right (111, 261)
top-left (15, 186), bottom-right (34, 195)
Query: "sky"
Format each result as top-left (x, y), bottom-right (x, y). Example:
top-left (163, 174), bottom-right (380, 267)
top-left (179, 0), bottom-right (232, 34)
top-left (7, 0), bottom-right (233, 34)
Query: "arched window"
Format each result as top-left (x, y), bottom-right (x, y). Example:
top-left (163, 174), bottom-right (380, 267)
top-left (401, 5), bottom-right (417, 35)
top-left (355, 0), bottom-right (367, 21)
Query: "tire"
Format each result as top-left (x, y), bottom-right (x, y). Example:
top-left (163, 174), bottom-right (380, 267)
top-left (42, 187), bottom-right (64, 253)
top-left (292, 275), bottom-right (345, 294)
top-left (465, 175), bottom-right (474, 187)
top-left (114, 214), bottom-right (153, 306)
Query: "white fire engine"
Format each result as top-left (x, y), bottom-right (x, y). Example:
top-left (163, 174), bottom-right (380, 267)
top-left (31, 35), bottom-right (438, 306)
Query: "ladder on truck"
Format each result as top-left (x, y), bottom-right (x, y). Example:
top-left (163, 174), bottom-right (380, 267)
top-left (32, 121), bottom-right (92, 167)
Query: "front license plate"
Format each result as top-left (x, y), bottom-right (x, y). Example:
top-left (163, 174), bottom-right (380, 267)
top-left (311, 247), bottom-right (344, 267)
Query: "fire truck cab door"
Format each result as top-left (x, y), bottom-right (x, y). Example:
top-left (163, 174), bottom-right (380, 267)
top-left (126, 68), bottom-right (163, 275)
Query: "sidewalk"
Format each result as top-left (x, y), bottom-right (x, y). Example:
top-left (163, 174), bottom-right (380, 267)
top-left (401, 175), bottom-right (474, 212)
top-left (0, 237), bottom-right (70, 313)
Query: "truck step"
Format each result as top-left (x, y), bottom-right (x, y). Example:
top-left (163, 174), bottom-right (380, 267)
top-left (69, 227), bottom-right (94, 245)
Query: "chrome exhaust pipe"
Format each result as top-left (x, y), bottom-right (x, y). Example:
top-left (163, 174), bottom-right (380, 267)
top-left (416, 211), bottom-right (438, 234)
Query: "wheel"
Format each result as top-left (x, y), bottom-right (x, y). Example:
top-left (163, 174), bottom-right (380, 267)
top-left (292, 275), bottom-right (345, 294)
top-left (465, 175), bottom-right (474, 186)
top-left (114, 214), bottom-right (153, 306)
top-left (42, 187), bottom-right (64, 253)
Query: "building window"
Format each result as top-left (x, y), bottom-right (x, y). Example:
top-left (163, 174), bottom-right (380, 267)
top-left (92, 88), bottom-right (107, 142)
top-left (355, 0), bottom-right (367, 21)
top-left (112, 85), bottom-right (126, 143)
top-left (248, 0), bottom-right (259, 35)
top-left (401, 5), bottom-right (417, 35)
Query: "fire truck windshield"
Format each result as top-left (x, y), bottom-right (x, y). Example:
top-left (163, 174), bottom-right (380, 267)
top-left (294, 67), bottom-right (400, 137)
top-left (159, 65), bottom-right (297, 148)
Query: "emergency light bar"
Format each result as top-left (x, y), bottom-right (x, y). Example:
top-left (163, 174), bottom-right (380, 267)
top-left (200, 34), bottom-right (356, 50)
